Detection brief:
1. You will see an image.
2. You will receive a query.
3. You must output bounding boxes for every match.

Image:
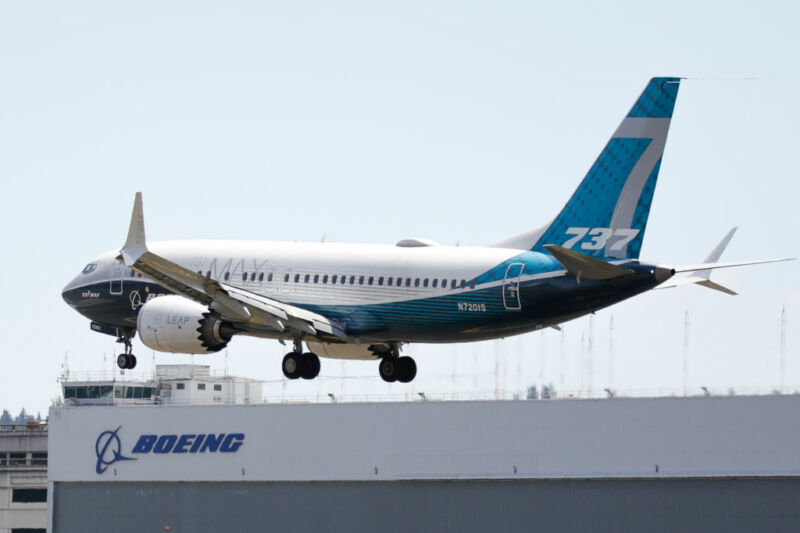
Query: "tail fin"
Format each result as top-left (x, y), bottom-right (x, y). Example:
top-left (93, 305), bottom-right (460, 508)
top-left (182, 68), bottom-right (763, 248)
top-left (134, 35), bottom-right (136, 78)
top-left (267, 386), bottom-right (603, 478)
top-left (530, 77), bottom-right (681, 259)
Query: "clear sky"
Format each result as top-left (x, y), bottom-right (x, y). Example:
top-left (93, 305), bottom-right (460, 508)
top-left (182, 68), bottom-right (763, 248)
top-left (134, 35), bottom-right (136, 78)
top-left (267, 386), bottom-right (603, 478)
top-left (1, 1), bottom-right (798, 415)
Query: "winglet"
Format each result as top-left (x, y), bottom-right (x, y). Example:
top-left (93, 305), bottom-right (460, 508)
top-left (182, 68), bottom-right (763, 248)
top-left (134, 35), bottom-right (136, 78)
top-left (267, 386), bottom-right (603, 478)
top-left (120, 192), bottom-right (147, 266)
top-left (544, 245), bottom-right (634, 282)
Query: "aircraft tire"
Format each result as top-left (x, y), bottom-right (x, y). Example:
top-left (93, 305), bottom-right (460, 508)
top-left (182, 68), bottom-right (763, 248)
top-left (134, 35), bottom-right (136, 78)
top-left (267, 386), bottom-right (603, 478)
top-left (379, 358), bottom-right (399, 383)
top-left (282, 352), bottom-right (302, 380)
top-left (300, 352), bottom-right (321, 380)
top-left (117, 354), bottom-right (128, 370)
top-left (127, 354), bottom-right (137, 369)
top-left (398, 356), bottom-right (416, 383)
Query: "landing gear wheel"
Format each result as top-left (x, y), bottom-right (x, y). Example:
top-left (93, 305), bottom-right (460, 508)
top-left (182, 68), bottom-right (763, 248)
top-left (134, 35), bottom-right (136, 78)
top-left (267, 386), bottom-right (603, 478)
top-left (282, 352), bottom-right (302, 380)
top-left (379, 358), bottom-right (399, 383)
top-left (300, 352), bottom-right (321, 380)
top-left (397, 356), bottom-right (417, 383)
top-left (116, 353), bottom-right (137, 370)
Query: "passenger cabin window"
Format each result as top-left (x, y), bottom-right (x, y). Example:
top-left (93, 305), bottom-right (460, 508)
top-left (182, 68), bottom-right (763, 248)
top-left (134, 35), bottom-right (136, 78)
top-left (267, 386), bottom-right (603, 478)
top-left (341, 276), bottom-right (347, 285)
top-left (206, 271), bottom-right (212, 279)
top-left (460, 279), bottom-right (466, 289)
top-left (388, 277), bottom-right (393, 286)
top-left (469, 280), bottom-right (476, 289)
top-left (323, 275), bottom-right (329, 284)
top-left (442, 278), bottom-right (447, 288)
top-left (251, 272), bottom-right (256, 281)
top-left (267, 273), bottom-right (273, 282)
top-left (305, 274), bottom-right (310, 283)
top-left (242, 273), bottom-right (247, 282)
top-left (405, 278), bottom-right (411, 287)
top-left (432, 279), bottom-right (438, 288)
top-left (359, 276), bottom-right (364, 285)
top-left (414, 279), bottom-right (420, 287)
top-left (284, 274), bottom-right (289, 282)
top-left (332, 275), bottom-right (338, 284)
top-left (350, 276), bottom-right (355, 284)
top-left (368, 276), bottom-right (374, 285)
top-left (451, 279), bottom-right (457, 289)
top-left (378, 277), bottom-right (384, 286)
top-left (423, 279), bottom-right (429, 288)
top-left (224, 272), bottom-right (230, 281)
top-left (314, 274), bottom-right (319, 283)
top-left (259, 272), bottom-right (264, 282)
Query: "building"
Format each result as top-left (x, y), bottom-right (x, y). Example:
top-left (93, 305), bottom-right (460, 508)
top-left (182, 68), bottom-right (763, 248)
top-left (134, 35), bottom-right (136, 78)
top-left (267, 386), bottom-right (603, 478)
top-left (0, 422), bottom-right (47, 533)
top-left (47, 395), bottom-right (800, 532)
top-left (60, 364), bottom-right (262, 406)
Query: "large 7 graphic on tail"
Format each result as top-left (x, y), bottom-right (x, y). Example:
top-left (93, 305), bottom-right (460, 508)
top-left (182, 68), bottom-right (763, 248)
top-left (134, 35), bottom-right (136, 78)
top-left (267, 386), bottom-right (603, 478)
top-left (532, 77), bottom-right (681, 259)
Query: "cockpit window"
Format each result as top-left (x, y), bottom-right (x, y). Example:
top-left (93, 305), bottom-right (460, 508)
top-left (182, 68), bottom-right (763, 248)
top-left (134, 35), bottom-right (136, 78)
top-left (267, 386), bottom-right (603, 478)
top-left (82, 264), bottom-right (97, 275)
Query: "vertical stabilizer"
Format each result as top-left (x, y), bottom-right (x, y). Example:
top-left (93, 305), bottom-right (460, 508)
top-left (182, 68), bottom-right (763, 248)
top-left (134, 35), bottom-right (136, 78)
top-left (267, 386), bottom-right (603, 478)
top-left (528, 77), bottom-right (681, 259)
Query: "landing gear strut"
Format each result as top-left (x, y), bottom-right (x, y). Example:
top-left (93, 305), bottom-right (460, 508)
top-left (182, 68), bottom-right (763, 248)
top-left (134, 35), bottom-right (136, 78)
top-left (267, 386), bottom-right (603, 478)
top-left (282, 340), bottom-right (321, 380)
top-left (116, 333), bottom-right (137, 370)
top-left (379, 356), bottom-right (416, 383)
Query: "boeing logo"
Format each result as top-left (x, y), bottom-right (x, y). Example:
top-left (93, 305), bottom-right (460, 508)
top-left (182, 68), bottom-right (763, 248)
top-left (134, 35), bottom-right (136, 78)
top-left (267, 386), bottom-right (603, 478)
top-left (95, 427), bottom-right (245, 474)
top-left (95, 426), bottom-right (135, 474)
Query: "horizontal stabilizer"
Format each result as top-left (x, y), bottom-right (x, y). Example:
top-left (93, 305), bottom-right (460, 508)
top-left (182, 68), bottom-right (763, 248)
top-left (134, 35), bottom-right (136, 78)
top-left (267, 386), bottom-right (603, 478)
top-left (674, 258), bottom-right (794, 273)
top-left (656, 276), bottom-right (738, 295)
top-left (544, 245), bottom-right (634, 282)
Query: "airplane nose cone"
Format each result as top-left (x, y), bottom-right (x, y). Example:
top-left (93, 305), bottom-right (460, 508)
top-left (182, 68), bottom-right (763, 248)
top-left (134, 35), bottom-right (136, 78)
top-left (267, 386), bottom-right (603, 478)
top-left (62, 276), bottom-right (81, 308)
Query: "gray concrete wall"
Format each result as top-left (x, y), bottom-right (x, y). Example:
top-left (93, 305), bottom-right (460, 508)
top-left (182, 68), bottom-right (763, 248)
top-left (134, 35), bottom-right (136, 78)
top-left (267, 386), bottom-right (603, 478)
top-left (52, 478), bottom-right (800, 533)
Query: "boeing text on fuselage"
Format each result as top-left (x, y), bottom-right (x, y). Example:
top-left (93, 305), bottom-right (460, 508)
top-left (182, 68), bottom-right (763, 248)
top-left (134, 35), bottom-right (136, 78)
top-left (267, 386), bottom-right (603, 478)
top-left (62, 78), bottom-right (793, 383)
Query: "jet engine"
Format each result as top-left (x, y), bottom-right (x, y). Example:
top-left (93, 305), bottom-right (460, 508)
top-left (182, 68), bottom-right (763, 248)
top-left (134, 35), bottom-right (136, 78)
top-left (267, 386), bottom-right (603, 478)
top-left (137, 295), bottom-right (234, 354)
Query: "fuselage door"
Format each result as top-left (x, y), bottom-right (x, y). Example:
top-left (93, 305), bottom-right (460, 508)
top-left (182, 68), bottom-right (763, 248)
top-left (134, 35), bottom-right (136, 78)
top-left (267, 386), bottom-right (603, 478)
top-left (503, 263), bottom-right (524, 311)
top-left (110, 262), bottom-right (124, 295)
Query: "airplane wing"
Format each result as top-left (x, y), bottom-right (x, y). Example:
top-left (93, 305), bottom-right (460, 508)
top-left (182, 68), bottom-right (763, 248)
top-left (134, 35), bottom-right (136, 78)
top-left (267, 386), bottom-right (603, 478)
top-left (117, 193), bottom-right (347, 340)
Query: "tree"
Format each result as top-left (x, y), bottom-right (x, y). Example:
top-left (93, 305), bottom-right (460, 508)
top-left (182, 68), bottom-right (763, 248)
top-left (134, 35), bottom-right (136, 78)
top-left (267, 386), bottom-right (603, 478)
top-left (0, 409), bottom-right (12, 427)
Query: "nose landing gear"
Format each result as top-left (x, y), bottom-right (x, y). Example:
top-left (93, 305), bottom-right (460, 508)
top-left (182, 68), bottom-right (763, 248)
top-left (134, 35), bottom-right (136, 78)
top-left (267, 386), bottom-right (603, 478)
top-left (116, 332), bottom-right (137, 370)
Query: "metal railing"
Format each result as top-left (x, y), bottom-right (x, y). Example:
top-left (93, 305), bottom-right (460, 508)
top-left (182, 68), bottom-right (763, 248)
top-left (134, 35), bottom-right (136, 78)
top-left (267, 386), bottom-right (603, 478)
top-left (0, 422), bottom-right (48, 432)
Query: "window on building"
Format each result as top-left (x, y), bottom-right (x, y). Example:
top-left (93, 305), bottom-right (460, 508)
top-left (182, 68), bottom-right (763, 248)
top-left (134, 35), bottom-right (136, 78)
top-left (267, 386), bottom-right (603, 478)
top-left (12, 488), bottom-right (47, 503)
top-left (176, 383), bottom-right (185, 390)
top-left (214, 384), bottom-right (222, 391)
top-left (197, 383), bottom-right (206, 391)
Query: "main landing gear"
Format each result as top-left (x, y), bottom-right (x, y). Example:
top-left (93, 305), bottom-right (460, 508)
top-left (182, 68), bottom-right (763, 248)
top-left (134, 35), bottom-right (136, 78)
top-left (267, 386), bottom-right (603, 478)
top-left (116, 333), bottom-right (137, 370)
top-left (378, 356), bottom-right (417, 383)
top-left (282, 341), bottom-right (321, 380)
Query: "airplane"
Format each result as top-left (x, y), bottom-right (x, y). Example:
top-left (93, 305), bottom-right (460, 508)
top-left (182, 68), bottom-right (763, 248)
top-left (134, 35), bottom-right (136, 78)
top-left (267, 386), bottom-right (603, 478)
top-left (62, 77), bottom-right (792, 383)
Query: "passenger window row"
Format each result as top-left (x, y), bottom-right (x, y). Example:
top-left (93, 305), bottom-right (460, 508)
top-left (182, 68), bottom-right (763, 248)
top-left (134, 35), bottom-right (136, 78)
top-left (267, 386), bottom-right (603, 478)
top-left (195, 269), bottom-right (476, 290)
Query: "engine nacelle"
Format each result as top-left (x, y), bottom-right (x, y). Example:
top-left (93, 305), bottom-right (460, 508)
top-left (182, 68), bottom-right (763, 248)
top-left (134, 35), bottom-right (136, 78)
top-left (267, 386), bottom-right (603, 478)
top-left (137, 295), bottom-right (234, 354)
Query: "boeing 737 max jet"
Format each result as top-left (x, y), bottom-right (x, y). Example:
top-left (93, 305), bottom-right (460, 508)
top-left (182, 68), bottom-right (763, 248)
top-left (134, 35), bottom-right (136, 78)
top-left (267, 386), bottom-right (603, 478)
top-left (62, 78), bottom-right (791, 383)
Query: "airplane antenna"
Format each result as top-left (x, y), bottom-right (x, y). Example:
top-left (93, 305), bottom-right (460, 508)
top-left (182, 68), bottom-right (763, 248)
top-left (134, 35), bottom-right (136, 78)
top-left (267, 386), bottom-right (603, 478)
top-left (781, 305), bottom-right (787, 394)
top-left (683, 310), bottom-right (690, 396)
